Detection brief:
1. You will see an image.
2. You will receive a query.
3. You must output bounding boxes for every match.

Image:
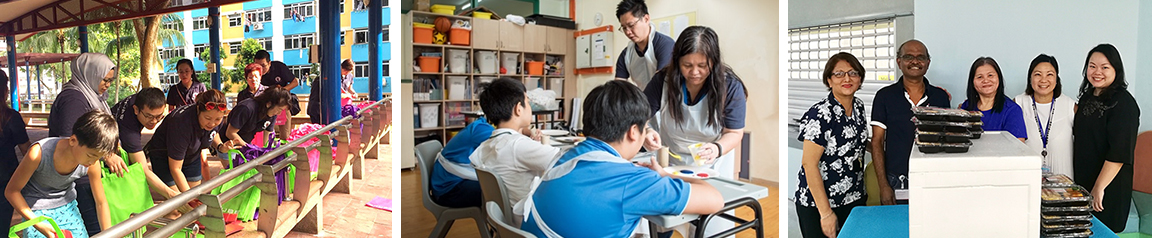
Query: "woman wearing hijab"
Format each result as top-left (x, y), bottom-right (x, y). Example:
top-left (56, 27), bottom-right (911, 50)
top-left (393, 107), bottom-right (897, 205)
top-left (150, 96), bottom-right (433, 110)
top-left (44, 52), bottom-right (126, 236)
top-left (165, 59), bottom-right (207, 110)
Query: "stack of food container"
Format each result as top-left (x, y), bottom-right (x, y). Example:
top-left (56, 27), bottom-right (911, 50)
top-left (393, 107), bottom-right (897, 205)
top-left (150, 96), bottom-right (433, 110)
top-left (912, 107), bottom-right (983, 153)
top-left (1041, 173), bottom-right (1094, 237)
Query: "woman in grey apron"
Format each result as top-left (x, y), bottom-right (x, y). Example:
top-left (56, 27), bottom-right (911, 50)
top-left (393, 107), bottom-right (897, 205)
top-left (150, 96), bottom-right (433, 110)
top-left (642, 25), bottom-right (748, 237)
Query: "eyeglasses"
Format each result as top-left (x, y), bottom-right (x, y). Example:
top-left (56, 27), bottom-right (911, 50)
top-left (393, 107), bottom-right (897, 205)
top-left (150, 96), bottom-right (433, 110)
top-left (141, 111), bottom-right (165, 122)
top-left (203, 102), bottom-right (227, 111)
top-left (899, 54), bottom-right (931, 62)
top-left (619, 18), bottom-right (643, 33)
top-left (102, 77), bottom-right (116, 84)
top-left (832, 70), bottom-right (861, 78)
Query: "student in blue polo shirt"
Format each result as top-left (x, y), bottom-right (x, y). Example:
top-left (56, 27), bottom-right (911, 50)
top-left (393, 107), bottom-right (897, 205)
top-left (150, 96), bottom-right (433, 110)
top-left (869, 40), bottom-right (951, 205)
top-left (429, 117), bottom-right (494, 208)
top-left (521, 80), bottom-right (723, 238)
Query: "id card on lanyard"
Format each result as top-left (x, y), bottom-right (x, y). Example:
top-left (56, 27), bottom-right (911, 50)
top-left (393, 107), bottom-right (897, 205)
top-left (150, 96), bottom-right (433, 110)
top-left (1031, 96), bottom-right (1055, 158)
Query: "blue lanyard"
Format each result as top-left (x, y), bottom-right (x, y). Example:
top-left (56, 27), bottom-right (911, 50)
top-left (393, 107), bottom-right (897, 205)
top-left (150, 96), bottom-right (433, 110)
top-left (1030, 96), bottom-right (1056, 157)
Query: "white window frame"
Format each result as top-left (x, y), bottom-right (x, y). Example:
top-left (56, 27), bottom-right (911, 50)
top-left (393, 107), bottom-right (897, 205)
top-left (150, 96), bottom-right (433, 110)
top-left (289, 65), bottom-right (312, 79)
top-left (284, 2), bottom-right (315, 19)
top-left (247, 8), bottom-right (272, 23)
top-left (340, 31), bottom-right (346, 45)
top-left (284, 33), bottom-right (315, 50)
top-left (354, 62), bottom-right (369, 78)
top-left (255, 37), bottom-right (272, 51)
top-left (353, 28), bottom-right (368, 44)
top-left (228, 42), bottom-right (241, 55)
top-left (194, 44), bottom-right (208, 58)
top-left (382, 26), bottom-right (389, 43)
top-left (382, 61), bottom-right (389, 77)
top-left (228, 13), bottom-right (242, 27)
top-left (192, 16), bottom-right (209, 30)
top-left (340, 0), bottom-right (345, 14)
top-left (787, 18), bottom-right (897, 125)
top-left (162, 20), bottom-right (183, 31)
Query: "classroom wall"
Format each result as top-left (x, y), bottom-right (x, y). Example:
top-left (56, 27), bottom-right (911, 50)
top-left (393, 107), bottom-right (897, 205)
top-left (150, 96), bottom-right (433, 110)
top-left (539, 0), bottom-right (569, 18)
top-left (788, 0), bottom-right (913, 29)
top-left (574, 0), bottom-right (781, 184)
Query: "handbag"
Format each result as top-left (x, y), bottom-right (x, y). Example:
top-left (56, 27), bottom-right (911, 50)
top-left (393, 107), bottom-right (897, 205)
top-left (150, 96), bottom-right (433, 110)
top-left (209, 150), bottom-right (262, 222)
top-left (8, 216), bottom-right (70, 238)
top-left (100, 149), bottom-right (152, 236)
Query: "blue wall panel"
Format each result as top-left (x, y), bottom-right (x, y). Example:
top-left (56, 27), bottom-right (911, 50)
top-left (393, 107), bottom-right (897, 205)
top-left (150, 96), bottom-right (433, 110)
top-left (283, 0), bottom-right (310, 4)
top-left (349, 7), bottom-right (392, 28)
top-left (191, 9), bottom-right (208, 17)
top-left (192, 30), bottom-right (210, 44)
top-left (282, 49), bottom-right (311, 66)
top-left (282, 17), bottom-right (317, 35)
top-left (351, 42), bottom-right (391, 62)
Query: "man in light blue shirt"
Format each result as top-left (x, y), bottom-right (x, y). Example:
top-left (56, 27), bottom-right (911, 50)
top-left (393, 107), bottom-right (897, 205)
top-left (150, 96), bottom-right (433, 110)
top-left (521, 80), bottom-right (723, 237)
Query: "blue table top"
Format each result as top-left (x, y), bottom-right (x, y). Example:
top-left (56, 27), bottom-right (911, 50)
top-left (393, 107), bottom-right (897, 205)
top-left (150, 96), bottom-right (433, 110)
top-left (838, 205), bottom-right (1117, 238)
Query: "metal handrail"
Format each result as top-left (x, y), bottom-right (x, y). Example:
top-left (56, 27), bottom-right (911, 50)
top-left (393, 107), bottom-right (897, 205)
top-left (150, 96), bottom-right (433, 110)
top-left (93, 97), bottom-right (390, 238)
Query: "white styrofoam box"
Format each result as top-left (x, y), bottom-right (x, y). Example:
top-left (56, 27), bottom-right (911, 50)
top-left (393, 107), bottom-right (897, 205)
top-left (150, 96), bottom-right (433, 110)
top-left (448, 49), bottom-right (469, 73)
top-left (477, 51), bottom-right (497, 74)
top-left (502, 52), bottom-right (519, 74)
top-left (908, 131), bottom-right (1041, 238)
top-left (447, 76), bottom-right (467, 100)
top-left (419, 103), bottom-right (440, 128)
top-left (526, 77), bottom-right (540, 90)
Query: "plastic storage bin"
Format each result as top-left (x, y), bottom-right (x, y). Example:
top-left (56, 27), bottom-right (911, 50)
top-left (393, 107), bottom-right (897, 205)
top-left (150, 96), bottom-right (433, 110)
top-left (418, 56), bottom-right (441, 73)
top-left (476, 51), bottom-right (497, 74)
top-left (447, 49), bottom-right (469, 73)
top-left (430, 4), bottom-right (455, 15)
top-left (450, 28), bottom-right (471, 46)
top-left (413, 23), bottom-right (434, 44)
top-left (472, 11), bottom-right (493, 19)
top-left (526, 61), bottom-right (545, 75)
top-left (502, 53), bottom-right (519, 74)
top-left (419, 103), bottom-right (440, 128)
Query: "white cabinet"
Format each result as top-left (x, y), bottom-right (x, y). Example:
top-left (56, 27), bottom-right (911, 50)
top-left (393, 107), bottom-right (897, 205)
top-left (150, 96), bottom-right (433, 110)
top-left (908, 131), bottom-right (1041, 238)
top-left (575, 31), bottom-right (614, 69)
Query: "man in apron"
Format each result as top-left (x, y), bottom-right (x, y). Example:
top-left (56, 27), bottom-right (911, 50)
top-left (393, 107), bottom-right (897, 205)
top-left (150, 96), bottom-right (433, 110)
top-left (615, 0), bottom-right (675, 91)
top-left (521, 80), bottom-right (723, 238)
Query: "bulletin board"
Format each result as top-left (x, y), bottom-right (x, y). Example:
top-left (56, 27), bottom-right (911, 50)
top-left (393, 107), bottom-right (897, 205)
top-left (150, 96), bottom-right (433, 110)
top-left (652, 11), bottom-right (696, 39)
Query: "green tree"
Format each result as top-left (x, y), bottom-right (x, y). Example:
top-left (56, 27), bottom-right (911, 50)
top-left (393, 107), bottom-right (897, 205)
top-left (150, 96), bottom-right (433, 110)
top-left (229, 39), bottom-right (267, 86)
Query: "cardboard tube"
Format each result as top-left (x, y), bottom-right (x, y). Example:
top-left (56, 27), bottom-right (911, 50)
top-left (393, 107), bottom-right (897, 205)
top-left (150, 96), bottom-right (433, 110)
top-left (658, 147), bottom-right (670, 167)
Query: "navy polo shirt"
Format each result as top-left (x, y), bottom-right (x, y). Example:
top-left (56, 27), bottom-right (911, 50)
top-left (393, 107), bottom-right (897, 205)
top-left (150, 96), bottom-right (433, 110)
top-left (222, 99), bottom-right (276, 143)
top-left (145, 105), bottom-right (216, 168)
top-left (430, 118), bottom-right (494, 197)
top-left (614, 31), bottom-right (675, 80)
top-left (869, 77), bottom-right (951, 182)
top-left (1, 108), bottom-right (29, 179)
top-left (47, 89), bottom-right (94, 137)
top-left (111, 94), bottom-right (146, 153)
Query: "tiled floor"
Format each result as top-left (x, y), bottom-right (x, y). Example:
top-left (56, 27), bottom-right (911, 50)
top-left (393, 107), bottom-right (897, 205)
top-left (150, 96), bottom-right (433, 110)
top-left (285, 145), bottom-right (394, 238)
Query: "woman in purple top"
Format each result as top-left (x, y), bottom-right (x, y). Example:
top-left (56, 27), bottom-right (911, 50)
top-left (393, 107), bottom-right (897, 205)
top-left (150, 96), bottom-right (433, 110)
top-left (959, 57), bottom-right (1027, 141)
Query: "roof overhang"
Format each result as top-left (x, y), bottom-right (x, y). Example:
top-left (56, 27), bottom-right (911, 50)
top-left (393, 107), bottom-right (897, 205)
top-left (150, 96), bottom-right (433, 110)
top-left (0, 0), bottom-right (255, 38)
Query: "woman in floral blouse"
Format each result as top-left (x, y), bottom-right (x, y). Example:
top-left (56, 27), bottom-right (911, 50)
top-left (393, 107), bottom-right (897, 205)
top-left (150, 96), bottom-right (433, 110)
top-left (796, 52), bottom-right (869, 238)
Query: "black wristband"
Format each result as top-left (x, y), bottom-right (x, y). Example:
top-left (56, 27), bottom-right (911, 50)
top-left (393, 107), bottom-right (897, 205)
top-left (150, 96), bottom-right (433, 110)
top-left (712, 142), bottom-right (723, 155)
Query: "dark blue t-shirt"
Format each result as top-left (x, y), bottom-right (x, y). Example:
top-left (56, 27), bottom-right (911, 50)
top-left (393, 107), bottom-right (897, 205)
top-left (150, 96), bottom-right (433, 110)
top-left (614, 31), bottom-right (675, 79)
top-left (430, 118), bottom-right (494, 197)
top-left (869, 77), bottom-right (951, 187)
top-left (643, 71), bottom-right (747, 129)
top-left (145, 105), bottom-right (216, 168)
top-left (1, 108), bottom-right (29, 179)
top-left (221, 99), bottom-right (276, 143)
top-left (960, 97), bottom-right (1028, 139)
top-left (47, 89), bottom-right (93, 137)
top-left (111, 94), bottom-right (146, 153)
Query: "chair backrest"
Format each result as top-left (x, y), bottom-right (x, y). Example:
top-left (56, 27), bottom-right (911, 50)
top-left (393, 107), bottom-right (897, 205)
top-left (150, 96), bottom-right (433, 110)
top-left (475, 166), bottom-right (516, 227)
top-left (415, 140), bottom-right (445, 214)
top-left (486, 201), bottom-right (538, 238)
top-left (1134, 131), bottom-right (1152, 193)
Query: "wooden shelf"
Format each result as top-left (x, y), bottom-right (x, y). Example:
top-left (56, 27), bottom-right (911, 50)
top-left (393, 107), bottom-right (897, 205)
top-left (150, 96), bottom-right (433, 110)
top-left (444, 73), bottom-right (471, 76)
top-left (414, 72), bottom-right (440, 76)
top-left (410, 11), bottom-right (472, 21)
top-left (414, 127), bottom-right (443, 132)
top-left (445, 125), bottom-right (467, 130)
top-left (444, 99), bottom-right (476, 102)
top-left (413, 100), bottom-right (443, 103)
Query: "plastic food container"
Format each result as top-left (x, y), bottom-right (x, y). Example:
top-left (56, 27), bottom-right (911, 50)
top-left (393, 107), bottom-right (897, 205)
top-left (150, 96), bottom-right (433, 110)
top-left (1042, 220), bottom-right (1093, 231)
top-left (1043, 228), bottom-right (1092, 238)
top-left (915, 141), bottom-right (972, 153)
top-left (916, 130), bottom-right (971, 143)
top-left (913, 106), bottom-right (983, 122)
top-left (1042, 186), bottom-right (1092, 207)
top-left (1042, 214), bottom-right (1093, 222)
top-left (1042, 173), bottom-right (1076, 187)
top-left (913, 118), bottom-right (972, 133)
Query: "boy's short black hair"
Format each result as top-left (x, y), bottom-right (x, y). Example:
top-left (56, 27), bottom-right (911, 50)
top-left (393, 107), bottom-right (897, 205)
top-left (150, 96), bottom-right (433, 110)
top-left (254, 50), bottom-right (270, 61)
top-left (583, 80), bottom-right (650, 143)
top-left (616, 0), bottom-right (649, 19)
top-left (478, 77), bottom-right (527, 126)
top-left (134, 87), bottom-right (167, 110)
top-left (73, 111), bottom-right (119, 153)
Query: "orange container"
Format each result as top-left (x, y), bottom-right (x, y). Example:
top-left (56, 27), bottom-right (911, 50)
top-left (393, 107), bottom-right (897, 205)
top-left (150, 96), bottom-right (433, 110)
top-left (413, 23), bottom-right (434, 44)
top-left (526, 61), bottom-right (545, 75)
top-left (418, 56), bottom-right (441, 73)
top-left (449, 28), bottom-right (470, 46)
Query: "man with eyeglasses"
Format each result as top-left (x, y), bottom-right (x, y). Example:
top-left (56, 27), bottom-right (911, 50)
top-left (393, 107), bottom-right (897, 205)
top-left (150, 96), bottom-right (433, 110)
top-left (614, 0), bottom-right (674, 90)
top-left (869, 39), bottom-right (952, 205)
top-left (110, 87), bottom-right (181, 199)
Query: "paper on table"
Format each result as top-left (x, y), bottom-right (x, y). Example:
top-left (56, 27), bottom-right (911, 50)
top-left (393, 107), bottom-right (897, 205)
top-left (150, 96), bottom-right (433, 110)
top-left (366, 197), bottom-right (394, 211)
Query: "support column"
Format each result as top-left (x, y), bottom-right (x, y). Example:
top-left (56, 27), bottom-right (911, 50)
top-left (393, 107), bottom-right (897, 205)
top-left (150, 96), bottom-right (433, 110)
top-left (368, 0), bottom-right (383, 101)
top-left (7, 36), bottom-right (17, 110)
top-left (25, 65), bottom-right (31, 104)
top-left (79, 26), bottom-right (89, 53)
top-left (320, 0), bottom-right (342, 124)
top-left (210, 7), bottom-right (223, 90)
